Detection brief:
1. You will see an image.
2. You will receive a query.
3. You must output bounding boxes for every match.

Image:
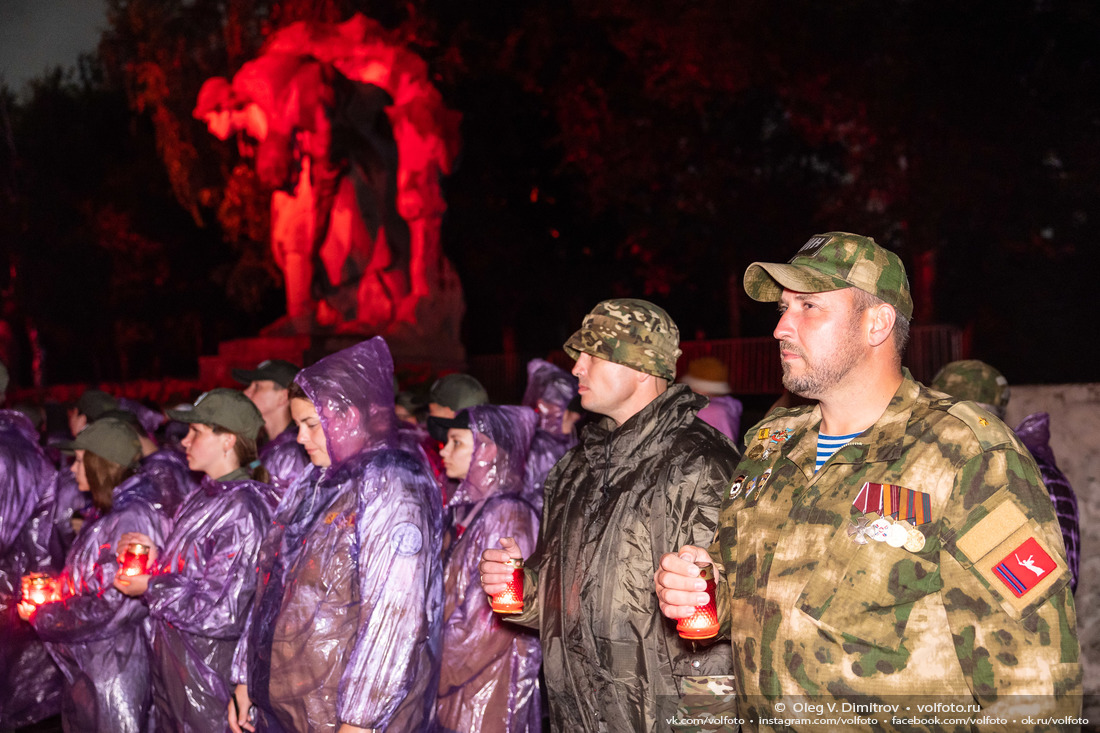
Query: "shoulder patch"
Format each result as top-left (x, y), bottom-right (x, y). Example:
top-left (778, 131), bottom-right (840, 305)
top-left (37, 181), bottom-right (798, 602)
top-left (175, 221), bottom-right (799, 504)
top-left (954, 499), bottom-right (1069, 620)
top-left (946, 401), bottom-right (1016, 451)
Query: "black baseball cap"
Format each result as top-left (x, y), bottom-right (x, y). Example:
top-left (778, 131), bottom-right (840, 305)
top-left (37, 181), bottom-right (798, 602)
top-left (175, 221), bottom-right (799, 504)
top-left (232, 359), bottom-right (300, 389)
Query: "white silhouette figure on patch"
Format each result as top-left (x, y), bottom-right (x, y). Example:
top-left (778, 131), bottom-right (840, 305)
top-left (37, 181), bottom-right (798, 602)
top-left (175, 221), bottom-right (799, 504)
top-left (1015, 553), bottom-right (1045, 577)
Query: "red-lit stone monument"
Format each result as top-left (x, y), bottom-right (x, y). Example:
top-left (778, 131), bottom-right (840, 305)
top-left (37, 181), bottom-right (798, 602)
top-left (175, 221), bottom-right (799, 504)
top-left (194, 15), bottom-right (465, 374)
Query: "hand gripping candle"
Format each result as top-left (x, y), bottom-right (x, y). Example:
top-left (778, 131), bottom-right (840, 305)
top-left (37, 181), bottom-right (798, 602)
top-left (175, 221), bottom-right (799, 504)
top-left (490, 557), bottom-right (524, 614)
top-left (118, 542), bottom-right (152, 577)
top-left (676, 562), bottom-right (719, 640)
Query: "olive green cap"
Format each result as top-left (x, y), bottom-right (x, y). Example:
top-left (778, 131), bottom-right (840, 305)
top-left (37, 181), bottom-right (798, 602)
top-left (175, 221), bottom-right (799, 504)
top-left (429, 374), bottom-right (488, 411)
top-left (61, 417), bottom-right (142, 468)
top-left (76, 389), bottom-right (119, 421)
top-left (166, 388), bottom-right (263, 439)
top-left (744, 232), bottom-right (914, 319)
top-left (930, 359), bottom-right (1010, 417)
top-left (564, 298), bottom-right (682, 380)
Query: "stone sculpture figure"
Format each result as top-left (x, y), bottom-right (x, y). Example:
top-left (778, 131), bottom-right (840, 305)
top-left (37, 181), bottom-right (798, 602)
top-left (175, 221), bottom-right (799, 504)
top-left (194, 15), bottom-right (464, 361)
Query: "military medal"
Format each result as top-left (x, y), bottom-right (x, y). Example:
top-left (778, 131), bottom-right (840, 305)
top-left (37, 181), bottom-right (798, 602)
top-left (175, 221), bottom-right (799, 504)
top-left (904, 525), bottom-right (926, 553)
top-left (743, 476), bottom-right (759, 499)
top-left (729, 475), bottom-right (746, 499)
top-left (885, 522), bottom-right (909, 548)
top-left (758, 468), bottom-right (772, 491)
top-left (847, 515), bottom-right (873, 545)
top-left (869, 517), bottom-right (891, 542)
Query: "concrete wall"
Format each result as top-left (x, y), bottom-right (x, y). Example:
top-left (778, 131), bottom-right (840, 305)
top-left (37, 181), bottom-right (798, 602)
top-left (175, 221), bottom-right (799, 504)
top-left (1004, 384), bottom-right (1100, 708)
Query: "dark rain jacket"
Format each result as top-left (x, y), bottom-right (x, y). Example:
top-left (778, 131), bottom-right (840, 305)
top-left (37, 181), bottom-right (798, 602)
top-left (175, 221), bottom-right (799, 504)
top-left (235, 337), bottom-right (443, 733)
top-left (33, 473), bottom-right (170, 733)
top-left (0, 410), bottom-right (63, 728)
top-left (437, 405), bottom-right (542, 733)
top-left (145, 472), bottom-right (277, 733)
top-left (512, 385), bottom-right (739, 732)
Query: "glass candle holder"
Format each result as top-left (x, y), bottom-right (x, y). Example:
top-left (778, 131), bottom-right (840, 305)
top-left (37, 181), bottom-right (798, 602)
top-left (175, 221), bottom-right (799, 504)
top-left (118, 542), bottom-right (152, 577)
top-left (676, 562), bottom-right (720, 640)
top-left (21, 572), bottom-right (60, 607)
top-left (490, 557), bottom-right (524, 614)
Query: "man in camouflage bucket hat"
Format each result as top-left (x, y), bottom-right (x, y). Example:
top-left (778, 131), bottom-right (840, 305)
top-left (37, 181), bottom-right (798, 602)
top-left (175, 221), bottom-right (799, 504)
top-left (657, 232), bottom-right (1080, 730)
top-left (481, 298), bottom-right (740, 731)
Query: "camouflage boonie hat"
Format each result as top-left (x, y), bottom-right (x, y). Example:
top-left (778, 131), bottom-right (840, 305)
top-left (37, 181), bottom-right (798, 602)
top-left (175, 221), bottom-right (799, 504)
top-left (744, 232), bottom-right (914, 319)
top-left (564, 298), bottom-right (682, 380)
top-left (930, 359), bottom-right (1010, 417)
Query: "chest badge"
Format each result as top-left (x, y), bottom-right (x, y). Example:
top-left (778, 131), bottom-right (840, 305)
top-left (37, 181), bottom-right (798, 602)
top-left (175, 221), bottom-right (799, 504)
top-left (728, 475), bottom-right (747, 500)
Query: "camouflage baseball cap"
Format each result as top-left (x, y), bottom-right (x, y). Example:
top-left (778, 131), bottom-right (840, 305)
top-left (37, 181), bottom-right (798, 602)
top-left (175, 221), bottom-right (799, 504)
top-left (166, 388), bottom-right (264, 439)
top-left (744, 232), bottom-right (913, 319)
top-left (564, 298), bottom-right (682, 380)
top-left (930, 360), bottom-right (1010, 417)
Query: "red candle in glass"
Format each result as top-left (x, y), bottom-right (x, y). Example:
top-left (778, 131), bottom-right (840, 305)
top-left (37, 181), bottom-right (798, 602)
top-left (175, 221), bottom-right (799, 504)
top-left (677, 562), bottom-right (719, 640)
top-left (490, 558), bottom-right (524, 614)
top-left (20, 572), bottom-right (60, 611)
top-left (119, 542), bottom-right (152, 577)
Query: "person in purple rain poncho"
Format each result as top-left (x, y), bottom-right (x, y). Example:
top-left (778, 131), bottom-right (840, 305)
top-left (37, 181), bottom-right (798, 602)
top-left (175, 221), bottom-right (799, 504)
top-left (100, 408), bottom-right (198, 521)
top-left (234, 359), bottom-right (310, 496)
top-left (114, 389), bottom-right (276, 733)
top-left (520, 359), bottom-right (579, 515)
top-left (679, 356), bottom-right (743, 444)
top-left (0, 360), bottom-right (64, 730)
top-left (24, 418), bottom-right (169, 733)
top-left (433, 405), bottom-right (542, 733)
top-left (229, 337), bottom-right (443, 733)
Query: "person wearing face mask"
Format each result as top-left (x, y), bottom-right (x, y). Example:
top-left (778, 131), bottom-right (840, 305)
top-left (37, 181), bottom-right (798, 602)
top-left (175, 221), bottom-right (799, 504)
top-left (229, 337), bottom-right (443, 733)
top-left (113, 389), bottom-right (276, 733)
top-left (24, 418), bottom-right (168, 732)
top-left (433, 405), bottom-right (541, 732)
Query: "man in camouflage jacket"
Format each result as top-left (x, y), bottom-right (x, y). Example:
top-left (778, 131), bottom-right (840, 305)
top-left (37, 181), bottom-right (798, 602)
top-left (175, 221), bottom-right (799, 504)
top-left (656, 233), bottom-right (1081, 731)
top-left (481, 299), bottom-right (740, 732)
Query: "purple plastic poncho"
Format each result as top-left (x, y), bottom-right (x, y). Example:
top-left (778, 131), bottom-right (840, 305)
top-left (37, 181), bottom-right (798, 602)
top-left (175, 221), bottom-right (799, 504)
top-left (48, 467), bottom-right (92, 569)
top-left (521, 359), bottom-right (578, 514)
top-left (695, 393), bottom-right (743, 444)
top-left (140, 448), bottom-right (199, 521)
top-left (0, 410), bottom-right (63, 728)
top-left (145, 472), bottom-right (276, 733)
top-left (1015, 411), bottom-right (1080, 593)
top-left (437, 405), bottom-right (542, 733)
top-left (32, 472), bottom-right (170, 733)
top-left (259, 425), bottom-right (310, 496)
top-left (116, 397), bottom-right (166, 438)
top-left (235, 336), bottom-right (443, 732)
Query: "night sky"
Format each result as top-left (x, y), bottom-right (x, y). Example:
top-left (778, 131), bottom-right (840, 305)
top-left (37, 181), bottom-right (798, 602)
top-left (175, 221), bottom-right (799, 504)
top-left (0, 0), bottom-right (106, 93)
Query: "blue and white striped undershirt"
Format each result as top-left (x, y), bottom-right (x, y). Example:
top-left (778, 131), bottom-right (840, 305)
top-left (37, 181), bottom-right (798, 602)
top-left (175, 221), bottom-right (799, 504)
top-left (815, 431), bottom-right (862, 472)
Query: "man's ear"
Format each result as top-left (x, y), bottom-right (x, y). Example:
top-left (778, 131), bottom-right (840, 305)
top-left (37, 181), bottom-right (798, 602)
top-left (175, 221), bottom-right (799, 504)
top-left (866, 303), bottom-right (897, 348)
top-left (275, 388), bottom-right (290, 409)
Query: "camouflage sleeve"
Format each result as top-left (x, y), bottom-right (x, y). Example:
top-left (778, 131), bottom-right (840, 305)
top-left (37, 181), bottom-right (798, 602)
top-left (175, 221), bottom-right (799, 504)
top-left (504, 565), bottom-right (539, 630)
top-left (939, 446), bottom-right (1081, 724)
